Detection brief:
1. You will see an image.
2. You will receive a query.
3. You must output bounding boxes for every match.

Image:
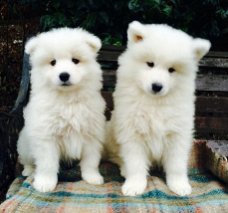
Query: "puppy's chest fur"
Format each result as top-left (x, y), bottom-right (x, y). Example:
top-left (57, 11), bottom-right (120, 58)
top-left (48, 102), bottom-right (93, 137)
top-left (134, 107), bottom-right (169, 160)
top-left (47, 100), bottom-right (97, 160)
top-left (124, 98), bottom-right (180, 162)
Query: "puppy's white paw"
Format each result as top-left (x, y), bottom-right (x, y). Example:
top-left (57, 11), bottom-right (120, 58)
top-left (167, 177), bottom-right (192, 196)
top-left (82, 171), bottom-right (104, 185)
top-left (22, 165), bottom-right (34, 176)
top-left (122, 176), bottom-right (147, 196)
top-left (33, 173), bottom-right (57, 193)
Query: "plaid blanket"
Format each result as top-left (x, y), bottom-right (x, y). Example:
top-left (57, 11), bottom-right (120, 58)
top-left (1, 141), bottom-right (228, 213)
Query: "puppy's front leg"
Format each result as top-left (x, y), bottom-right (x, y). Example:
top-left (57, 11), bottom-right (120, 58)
top-left (33, 140), bottom-right (59, 193)
top-left (121, 142), bottom-right (149, 196)
top-left (80, 141), bottom-right (104, 185)
top-left (163, 134), bottom-right (192, 196)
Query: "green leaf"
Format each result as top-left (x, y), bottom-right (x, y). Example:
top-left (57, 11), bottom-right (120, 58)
top-left (162, 5), bottom-right (172, 16)
top-left (128, 0), bottom-right (142, 12)
top-left (216, 9), bottom-right (228, 19)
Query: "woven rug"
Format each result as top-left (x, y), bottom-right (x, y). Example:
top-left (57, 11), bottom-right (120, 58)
top-left (0, 141), bottom-right (228, 213)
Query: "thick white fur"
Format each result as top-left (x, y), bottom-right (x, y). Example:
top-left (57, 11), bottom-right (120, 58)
top-left (105, 21), bottom-right (211, 196)
top-left (17, 28), bottom-right (106, 192)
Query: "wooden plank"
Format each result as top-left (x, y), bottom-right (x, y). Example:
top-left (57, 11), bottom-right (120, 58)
top-left (196, 96), bottom-right (228, 115)
top-left (103, 81), bottom-right (115, 87)
top-left (196, 74), bottom-right (228, 92)
top-left (199, 58), bottom-right (228, 69)
top-left (196, 117), bottom-right (228, 130)
top-left (206, 51), bottom-right (228, 58)
top-left (194, 117), bottom-right (228, 138)
top-left (195, 117), bottom-right (228, 132)
top-left (103, 70), bottom-right (116, 75)
top-left (195, 129), bottom-right (228, 139)
top-left (102, 70), bottom-right (116, 89)
top-left (98, 50), bottom-right (121, 62)
top-left (101, 45), bottom-right (125, 51)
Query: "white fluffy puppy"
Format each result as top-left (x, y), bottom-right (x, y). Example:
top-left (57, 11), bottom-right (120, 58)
top-left (106, 21), bottom-right (211, 196)
top-left (17, 28), bottom-right (106, 192)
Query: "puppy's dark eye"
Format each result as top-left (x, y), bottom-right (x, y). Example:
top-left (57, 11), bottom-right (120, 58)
top-left (168, 67), bottom-right (175, 73)
top-left (147, 62), bottom-right (154, 68)
top-left (50, 59), bottom-right (56, 66)
top-left (72, 58), bottom-right (80, 64)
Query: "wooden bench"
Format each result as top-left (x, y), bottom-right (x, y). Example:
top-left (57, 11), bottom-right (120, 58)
top-left (0, 46), bottom-right (227, 204)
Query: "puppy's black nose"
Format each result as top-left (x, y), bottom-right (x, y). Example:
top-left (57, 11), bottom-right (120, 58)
top-left (59, 72), bottom-right (70, 82)
top-left (152, 83), bottom-right (163, 93)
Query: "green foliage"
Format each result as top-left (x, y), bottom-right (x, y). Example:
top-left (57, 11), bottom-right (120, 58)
top-left (10, 0), bottom-right (228, 46)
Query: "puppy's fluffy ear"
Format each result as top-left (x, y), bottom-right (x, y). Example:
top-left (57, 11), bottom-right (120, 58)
top-left (25, 37), bottom-right (38, 55)
top-left (192, 38), bottom-right (211, 61)
top-left (85, 34), bottom-right (102, 53)
top-left (127, 21), bottom-right (145, 44)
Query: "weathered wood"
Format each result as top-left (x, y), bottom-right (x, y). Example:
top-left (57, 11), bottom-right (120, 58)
top-left (98, 50), bottom-right (121, 62)
top-left (196, 96), bottom-right (228, 115)
top-left (199, 58), bottom-right (228, 68)
top-left (196, 117), bottom-right (228, 130)
top-left (195, 117), bottom-right (228, 137)
top-left (196, 74), bottom-right (228, 92)
top-left (102, 70), bottom-right (116, 90)
top-left (206, 51), bottom-right (228, 58)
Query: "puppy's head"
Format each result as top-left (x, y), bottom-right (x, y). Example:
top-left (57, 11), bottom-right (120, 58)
top-left (120, 21), bottom-right (211, 97)
top-left (26, 28), bottom-right (101, 91)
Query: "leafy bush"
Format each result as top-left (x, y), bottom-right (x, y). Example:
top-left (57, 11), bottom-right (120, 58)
top-left (6, 0), bottom-right (228, 47)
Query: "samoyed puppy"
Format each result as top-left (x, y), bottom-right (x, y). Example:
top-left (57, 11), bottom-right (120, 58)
top-left (106, 21), bottom-right (211, 196)
top-left (17, 28), bottom-right (106, 192)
